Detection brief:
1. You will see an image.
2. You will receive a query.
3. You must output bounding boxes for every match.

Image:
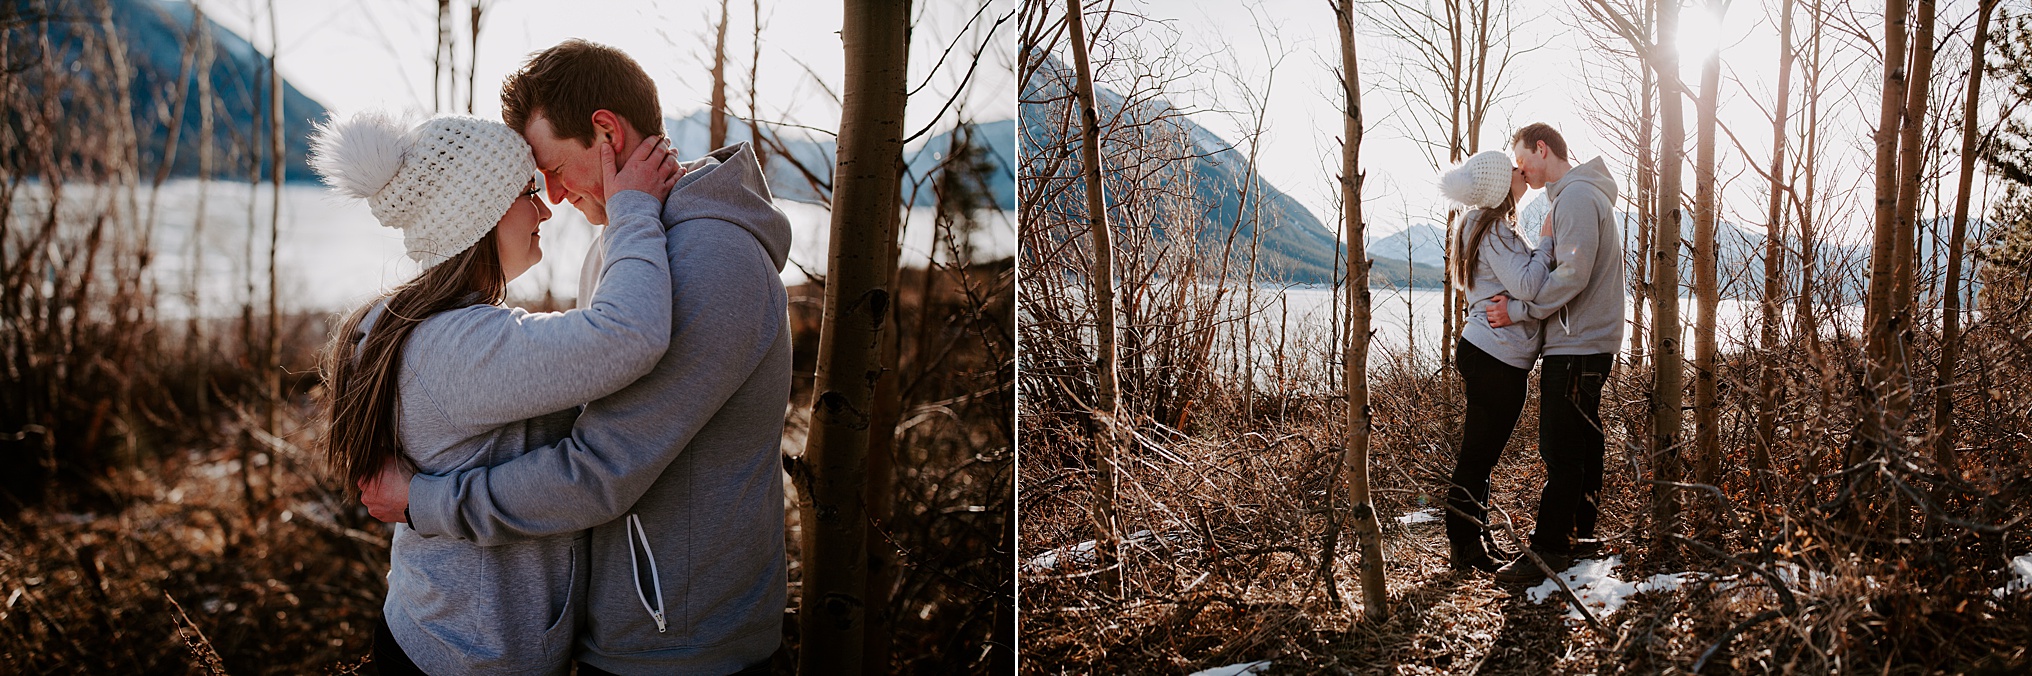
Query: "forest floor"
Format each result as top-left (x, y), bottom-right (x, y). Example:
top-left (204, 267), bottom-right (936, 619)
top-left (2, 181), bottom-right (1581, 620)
top-left (1019, 354), bottom-right (2032, 675)
top-left (2, 269), bottom-right (1015, 674)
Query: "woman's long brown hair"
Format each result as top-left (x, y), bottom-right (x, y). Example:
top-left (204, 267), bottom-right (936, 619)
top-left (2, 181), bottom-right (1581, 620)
top-left (1452, 190), bottom-right (1520, 294)
top-left (319, 232), bottom-right (505, 496)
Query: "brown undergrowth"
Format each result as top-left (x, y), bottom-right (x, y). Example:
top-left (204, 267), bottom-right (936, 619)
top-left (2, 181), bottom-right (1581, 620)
top-left (1019, 328), bottom-right (2032, 675)
top-left (0, 260), bottom-right (1012, 675)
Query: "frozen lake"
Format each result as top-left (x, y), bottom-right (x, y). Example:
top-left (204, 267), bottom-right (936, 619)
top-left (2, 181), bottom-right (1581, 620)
top-left (1225, 285), bottom-right (1869, 370)
top-left (26, 179), bottom-right (1013, 319)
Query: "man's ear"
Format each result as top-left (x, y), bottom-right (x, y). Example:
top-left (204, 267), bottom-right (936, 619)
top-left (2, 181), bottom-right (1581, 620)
top-left (589, 109), bottom-right (623, 149)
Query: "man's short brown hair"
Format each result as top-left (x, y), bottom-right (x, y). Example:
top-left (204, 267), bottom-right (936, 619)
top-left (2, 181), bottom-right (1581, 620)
top-left (501, 39), bottom-right (662, 146)
top-left (1510, 122), bottom-right (1569, 162)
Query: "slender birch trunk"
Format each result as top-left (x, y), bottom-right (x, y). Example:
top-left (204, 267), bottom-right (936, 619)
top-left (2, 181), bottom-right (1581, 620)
top-left (467, 1), bottom-right (485, 113)
top-left (1648, 0), bottom-right (1687, 556)
top-left (1793, 0), bottom-right (1829, 490)
top-left (1889, 0), bottom-right (1938, 428)
top-left (1862, 0), bottom-right (1910, 456)
top-left (798, 1), bottom-right (909, 671)
top-left (749, 0), bottom-right (766, 168)
top-left (711, 0), bottom-right (731, 150)
top-left (189, 5), bottom-right (213, 422)
top-left (1934, 0), bottom-right (1995, 476)
top-left (1690, 2), bottom-right (1723, 538)
top-left (1062, 0), bottom-right (1123, 598)
top-left (1756, 0), bottom-right (1797, 507)
top-left (264, 0), bottom-right (282, 489)
top-left (1333, 0), bottom-right (1388, 622)
top-left (1630, 0), bottom-right (1654, 375)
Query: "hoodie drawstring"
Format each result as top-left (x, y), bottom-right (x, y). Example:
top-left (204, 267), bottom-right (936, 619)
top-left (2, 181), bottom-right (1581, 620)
top-left (626, 513), bottom-right (668, 633)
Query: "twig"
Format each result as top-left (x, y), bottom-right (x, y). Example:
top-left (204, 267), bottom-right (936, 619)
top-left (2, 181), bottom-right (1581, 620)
top-left (162, 590), bottom-right (228, 675)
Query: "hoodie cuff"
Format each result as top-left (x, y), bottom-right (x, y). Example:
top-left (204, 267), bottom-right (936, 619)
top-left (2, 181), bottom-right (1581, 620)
top-left (406, 472), bottom-right (456, 539)
top-left (606, 190), bottom-right (663, 226)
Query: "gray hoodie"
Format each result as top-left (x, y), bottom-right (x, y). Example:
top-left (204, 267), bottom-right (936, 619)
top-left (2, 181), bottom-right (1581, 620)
top-left (371, 189), bottom-right (673, 675)
top-left (1457, 209), bottom-right (1548, 369)
top-left (407, 142), bottom-right (794, 675)
top-left (1502, 157), bottom-right (1626, 357)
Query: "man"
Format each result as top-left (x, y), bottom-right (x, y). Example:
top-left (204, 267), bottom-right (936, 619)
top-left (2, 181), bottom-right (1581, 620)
top-left (1486, 122), bottom-right (1624, 584)
top-left (360, 39), bottom-right (793, 675)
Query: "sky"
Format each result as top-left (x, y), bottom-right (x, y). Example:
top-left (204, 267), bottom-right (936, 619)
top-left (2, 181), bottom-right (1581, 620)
top-left (198, 0), bottom-right (1014, 141)
top-left (1093, 0), bottom-right (1998, 247)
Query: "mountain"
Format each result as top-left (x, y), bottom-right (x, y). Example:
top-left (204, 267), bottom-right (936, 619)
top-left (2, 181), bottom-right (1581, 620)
top-left (1368, 222), bottom-right (1448, 268)
top-left (30, 0), bottom-right (329, 181)
top-left (1025, 54), bottom-right (1405, 286)
top-left (663, 111), bottom-right (1014, 210)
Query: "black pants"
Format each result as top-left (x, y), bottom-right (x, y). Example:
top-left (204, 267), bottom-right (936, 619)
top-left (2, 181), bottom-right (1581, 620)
top-left (1446, 339), bottom-right (1531, 555)
top-left (1531, 353), bottom-right (1613, 553)
top-left (372, 616), bottom-right (428, 676)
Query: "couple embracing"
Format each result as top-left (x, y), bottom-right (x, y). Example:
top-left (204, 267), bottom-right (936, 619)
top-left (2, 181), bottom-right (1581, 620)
top-left (1439, 123), bottom-right (1625, 585)
top-left (312, 40), bottom-right (790, 674)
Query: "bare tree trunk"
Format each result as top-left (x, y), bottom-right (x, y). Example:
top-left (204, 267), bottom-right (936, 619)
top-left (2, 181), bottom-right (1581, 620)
top-left (1331, 201), bottom-right (1343, 392)
top-left (264, 0), bottom-right (283, 501)
top-left (1862, 0), bottom-right (1910, 454)
top-left (1647, 0), bottom-right (1687, 557)
top-left (797, 1), bottom-right (909, 671)
top-left (434, 0), bottom-right (451, 113)
top-left (1889, 0), bottom-right (1937, 426)
top-left (1630, 0), bottom-right (1654, 374)
top-left (1690, 1), bottom-right (1723, 541)
top-left (862, 204), bottom-right (904, 676)
top-left (467, 1), bottom-right (484, 113)
top-left (242, 55), bottom-right (265, 515)
top-left (1755, 0), bottom-right (1797, 507)
top-left (1241, 89), bottom-right (1271, 423)
top-left (1333, 0), bottom-right (1388, 623)
top-left (1795, 0), bottom-right (1824, 369)
top-left (749, 0), bottom-right (765, 168)
top-left (1061, 0), bottom-right (1122, 599)
top-left (711, 0), bottom-right (731, 149)
top-left (1934, 0), bottom-right (1994, 477)
top-left (189, 4), bottom-right (213, 423)
top-left (1794, 0), bottom-right (1827, 487)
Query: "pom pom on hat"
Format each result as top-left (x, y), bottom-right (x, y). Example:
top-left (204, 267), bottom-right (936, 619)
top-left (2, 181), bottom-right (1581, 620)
top-left (309, 110), bottom-right (415, 200)
top-left (1438, 150), bottom-right (1513, 209)
top-left (309, 111), bottom-right (538, 270)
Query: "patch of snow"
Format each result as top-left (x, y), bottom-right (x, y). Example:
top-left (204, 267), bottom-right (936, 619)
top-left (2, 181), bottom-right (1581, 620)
top-left (1525, 556), bottom-right (1698, 621)
top-left (1774, 562), bottom-right (1837, 593)
top-left (194, 459), bottom-right (243, 480)
top-left (1189, 661), bottom-right (1272, 676)
top-left (1023, 530), bottom-right (1157, 573)
top-left (1993, 553), bottom-right (2032, 599)
top-left (1396, 508), bottom-right (1442, 525)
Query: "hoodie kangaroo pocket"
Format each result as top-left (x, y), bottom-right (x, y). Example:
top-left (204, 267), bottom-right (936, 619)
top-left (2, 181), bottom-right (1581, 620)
top-left (545, 543), bottom-right (577, 635)
top-left (541, 535), bottom-right (589, 662)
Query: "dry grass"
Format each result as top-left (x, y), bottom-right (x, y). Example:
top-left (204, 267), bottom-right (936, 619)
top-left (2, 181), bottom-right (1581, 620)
top-left (1019, 315), bottom-right (2032, 674)
top-left (0, 262), bottom-right (1012, 675)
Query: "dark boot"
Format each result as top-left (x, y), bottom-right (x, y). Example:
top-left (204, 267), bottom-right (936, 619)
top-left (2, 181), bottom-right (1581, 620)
top-left (1450, 539), bottom-right (1504, 574)
top-left (1493, 547), bottom-right (1572, 584)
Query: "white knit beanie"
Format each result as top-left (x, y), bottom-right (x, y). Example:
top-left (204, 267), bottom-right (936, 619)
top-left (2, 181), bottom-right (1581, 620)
top-left (308, 111), bottom-right (538, 270)
top-left (1438, 150), bottom-right (1513, 209)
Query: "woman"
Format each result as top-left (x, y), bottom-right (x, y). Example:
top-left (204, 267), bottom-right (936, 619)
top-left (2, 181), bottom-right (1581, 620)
top-left (1437, 150), bottom-right (1546, 574)
top-left (309, 111), bottom-right (681, 674)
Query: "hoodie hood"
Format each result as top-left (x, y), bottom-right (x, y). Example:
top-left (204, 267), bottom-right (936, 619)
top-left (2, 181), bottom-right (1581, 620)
top-left (1547, 157), bottom-right (1618, 208)
top-left (663, 142), bottom-right (792, 272)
